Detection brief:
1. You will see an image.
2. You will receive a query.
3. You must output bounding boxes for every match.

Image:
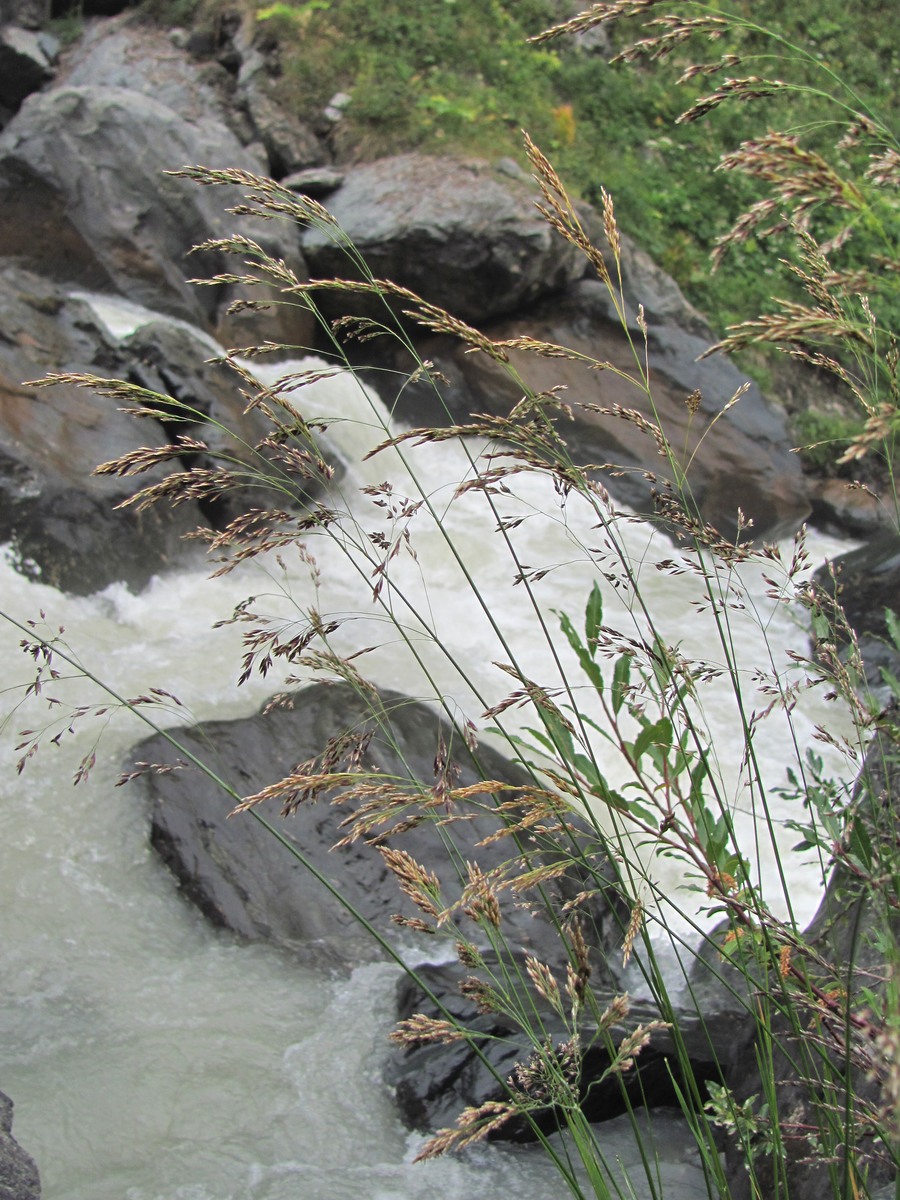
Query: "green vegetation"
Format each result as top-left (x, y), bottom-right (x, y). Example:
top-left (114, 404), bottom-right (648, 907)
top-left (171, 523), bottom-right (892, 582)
top-left (137, 0), bottom-right (899, 461)
top-left (236, 0), bottom-right (899, 333)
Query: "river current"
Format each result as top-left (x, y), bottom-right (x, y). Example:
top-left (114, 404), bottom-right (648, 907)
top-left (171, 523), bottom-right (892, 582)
top-left (0, 298), bottom-right (857, 1198)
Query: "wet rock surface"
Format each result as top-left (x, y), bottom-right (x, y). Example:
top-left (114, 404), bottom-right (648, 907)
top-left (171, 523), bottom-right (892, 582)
top-left (387, 958), bottom-right (738, 1142)
top-left (0, 269), bottom-right (204, 592)
top-left (0, 1091), bottom-right (40, 1200)
top-left (133, 681), bottom-right (750, 1137)
top-left (134, 683), bottom-right (624, 964)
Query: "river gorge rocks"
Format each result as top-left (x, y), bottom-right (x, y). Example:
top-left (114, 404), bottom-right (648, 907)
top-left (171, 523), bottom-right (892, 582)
top-left (0, 1091), bottom-right (39, 1200)
top-left (0, 11), bottom-right (824, 597)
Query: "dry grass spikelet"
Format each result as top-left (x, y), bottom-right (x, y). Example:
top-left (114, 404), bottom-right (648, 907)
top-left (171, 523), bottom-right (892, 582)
top-left (413, 1101), bottom-right (518, 1161)
top-left (598, 993), bottom-right (631, 1029)
top-left (611, 1020), bottom-right (670, 1073)
top-left (529, 1), bottom-right (664, 44)
top-left (458, 975), bottom-right (504, 1015)
top-left (461, 861), bottom-right (502, 928)
top-left (525, 956), bottom-right (563, 1014)
top-left (622, 900), bottom-right (643, 968)
top-left (390, 1014), bottom-right (467, 1046)
top-left (523, 131), bottom-right (612, 284)
top-left (380, 846), bottom-right (443, 920)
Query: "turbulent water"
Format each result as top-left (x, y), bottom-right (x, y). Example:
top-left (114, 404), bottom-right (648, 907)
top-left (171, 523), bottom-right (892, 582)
top-left (0, 300), bottom-right (858, 1198)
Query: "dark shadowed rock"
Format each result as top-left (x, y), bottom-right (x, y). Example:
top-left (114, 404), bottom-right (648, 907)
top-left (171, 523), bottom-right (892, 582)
top-left (815, 530), bottom-right (900, 697)
top-left (0, 1091), bottom-right (40, 1200)
top-left (134, 683), bottom-right (626, 966)
top-left (301, 154), bottom-right (585, 324)
top-left (117, 319), bottom-right (342, 525)
top-left (0, 25), bottom-right (57, 111)
top-left (829, 531), bottom-right (900, 648)
top-left (0, 270), bottom-right (205, 592)
top-left (386, 956), bottom-right (738, 1142)
top-left (0, 268), bottom-right (338, 593)
top-left (0, 41), bottom-right (312, 346)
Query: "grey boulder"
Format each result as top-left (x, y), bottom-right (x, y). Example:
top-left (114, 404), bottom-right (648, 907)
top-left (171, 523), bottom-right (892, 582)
top-left (301, 153), bottom-right (586, 324)
top-left (0, 82), bottom-right (308, 342)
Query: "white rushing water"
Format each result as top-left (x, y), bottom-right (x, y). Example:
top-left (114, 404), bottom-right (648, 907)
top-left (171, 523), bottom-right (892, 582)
top-left (0, 304), bottom-right (859, 1198)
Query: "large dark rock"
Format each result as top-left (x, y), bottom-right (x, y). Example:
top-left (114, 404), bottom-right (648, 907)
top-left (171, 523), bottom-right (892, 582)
top-left (301, 154), bottom-right (585, 324)
top-left (0, 0), bottom-right (48, 29)
top-left (0, 269), bottom-right (205, 593)
top-left (0, 1091), bottom-right (40, 1200)
top-left (0, 83), bottom-right (284, 330)
top-left (134, 682), bottom-right (626, 966)
top-left (814, 530), bottom-right (900, 698)
top-left (132, 680), bottom-right (750, 1139)
top-left (0, 17), bottom-right (314, 348)
top-left (387, 957), bottom-right (738, 1143)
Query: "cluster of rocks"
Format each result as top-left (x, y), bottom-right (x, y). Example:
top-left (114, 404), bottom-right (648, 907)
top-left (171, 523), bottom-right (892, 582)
top-left (130, 679), bottom-right (900, 1200)
top-left (0, 0), bottom-right (820, 600)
